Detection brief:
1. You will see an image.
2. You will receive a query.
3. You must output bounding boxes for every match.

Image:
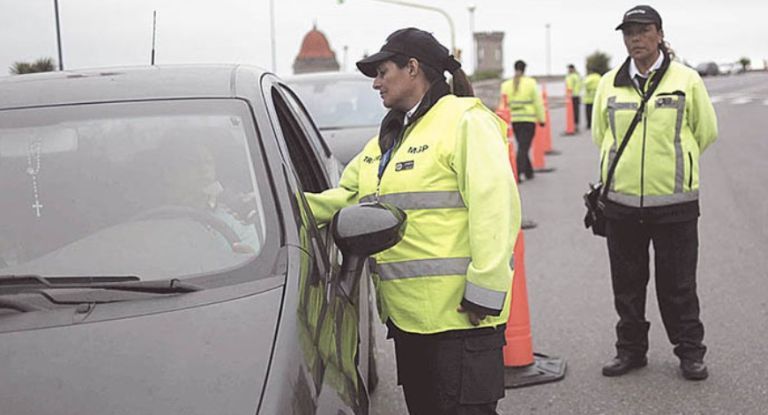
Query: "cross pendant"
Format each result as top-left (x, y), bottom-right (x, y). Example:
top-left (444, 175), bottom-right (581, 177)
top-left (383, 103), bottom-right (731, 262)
top-left (32, 201), bottom-right (43, 217)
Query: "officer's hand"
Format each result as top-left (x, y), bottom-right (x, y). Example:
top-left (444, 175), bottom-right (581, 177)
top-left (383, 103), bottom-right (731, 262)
top-left (539, 122), bottom-right (546, 128)
top-left (457, 305), bottom-right (487, 326)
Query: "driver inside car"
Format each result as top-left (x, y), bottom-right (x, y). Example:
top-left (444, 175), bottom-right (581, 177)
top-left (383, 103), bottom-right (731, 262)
top-left (158, 136), bottom-right (260, 255)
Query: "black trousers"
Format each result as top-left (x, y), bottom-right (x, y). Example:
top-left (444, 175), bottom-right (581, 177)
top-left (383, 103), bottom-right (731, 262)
top-left (585, 103), bottom-right (593, 129)
top-left (512, 122), bottom-right (536, 180)
top-left (606, 218), bottom-right (706, 362)
top-left (390, 322), bottom-right (505, 415)
top-left (571, 96), bottom-right (581, 127)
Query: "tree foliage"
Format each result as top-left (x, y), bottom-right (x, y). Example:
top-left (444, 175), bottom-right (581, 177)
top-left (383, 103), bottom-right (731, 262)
top-left (9, 57), bottom-right (56, 75)
top-left (738, 57), bottom-right (751, 72)
top-left (585, 51), bottom-right (611, 75)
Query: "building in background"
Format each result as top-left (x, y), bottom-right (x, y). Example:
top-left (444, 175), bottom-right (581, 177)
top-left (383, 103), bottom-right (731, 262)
top-left (474, 32), bottom-right (504, 77)
top-left (293, 25), bottom-right (340, 74)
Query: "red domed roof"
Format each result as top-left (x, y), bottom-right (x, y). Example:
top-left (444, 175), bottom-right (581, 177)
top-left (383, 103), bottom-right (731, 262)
top-left (297, 26), bottom-right (335, 59)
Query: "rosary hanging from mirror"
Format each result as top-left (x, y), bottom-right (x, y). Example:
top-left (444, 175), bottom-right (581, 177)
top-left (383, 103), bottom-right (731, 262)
top-left (26, 140), bottom-right (44, 218)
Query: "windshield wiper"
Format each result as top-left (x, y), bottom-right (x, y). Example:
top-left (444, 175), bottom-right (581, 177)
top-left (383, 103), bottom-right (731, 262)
top-left (0, 274), bottom-right (202, 294)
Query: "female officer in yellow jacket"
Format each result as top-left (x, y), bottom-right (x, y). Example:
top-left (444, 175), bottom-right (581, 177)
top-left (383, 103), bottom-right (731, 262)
top-left (499, 60), bottom-right (546, 181)
top-left (306, 28), bottom-right (520, 414)
top-left (592, 6), bottom-right (717, 381)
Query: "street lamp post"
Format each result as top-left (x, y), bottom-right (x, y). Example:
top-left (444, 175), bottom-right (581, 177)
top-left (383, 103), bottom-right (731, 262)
top-left (361, 0), bottom-right (457, 56)
top-left (269, 0), bottom-right (277, 72)
top-left (53, 0), bottom-right (64, 70)
top-left (545, 23), bottom-right (551, 76)
top-left (468, 4), bottom-right (476, 74)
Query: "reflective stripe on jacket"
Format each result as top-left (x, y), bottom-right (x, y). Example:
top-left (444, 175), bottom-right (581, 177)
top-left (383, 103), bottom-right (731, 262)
top-left (500, 76), bottom-right (545, 123)
top-left (582, 73), bottom-right (601, 104)
top-left (591, 58), bottom-right (718, 209)
top-left (307, 95), bottom-right (520, 334)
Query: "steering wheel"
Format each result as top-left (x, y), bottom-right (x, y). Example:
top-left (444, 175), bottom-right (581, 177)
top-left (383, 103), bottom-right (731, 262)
top-left (129, 205), bottom-right (241, 247)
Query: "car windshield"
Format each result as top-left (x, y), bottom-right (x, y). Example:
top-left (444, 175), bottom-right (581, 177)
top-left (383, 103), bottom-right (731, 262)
top-left (289, 77), bottom-right (386, 129)
top-left (0, 99), bottom-right (268, 281)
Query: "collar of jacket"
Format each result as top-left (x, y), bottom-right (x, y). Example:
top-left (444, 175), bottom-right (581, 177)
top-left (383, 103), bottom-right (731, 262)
top-left (377, 80), bottom-right (451, 154)
top-left (614, 49), bottom-right (671, 89)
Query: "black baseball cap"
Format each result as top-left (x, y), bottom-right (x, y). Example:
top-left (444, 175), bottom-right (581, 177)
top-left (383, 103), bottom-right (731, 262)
top-left (615, 5), bottom-right (662, 31)
top-left (356, 27), bottom-right (461, 78)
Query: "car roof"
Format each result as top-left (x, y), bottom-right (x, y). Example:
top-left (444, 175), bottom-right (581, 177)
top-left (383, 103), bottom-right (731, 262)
top-left (0, 65), bottom-right (269, 109)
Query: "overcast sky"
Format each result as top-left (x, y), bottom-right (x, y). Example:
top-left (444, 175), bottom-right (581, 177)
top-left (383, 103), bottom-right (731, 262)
top-left (2, 0), bottom-right (766, 78)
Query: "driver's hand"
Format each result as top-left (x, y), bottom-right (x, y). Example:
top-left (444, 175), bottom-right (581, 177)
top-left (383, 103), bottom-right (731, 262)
top-left (232, 242), bottom-right (255, 254)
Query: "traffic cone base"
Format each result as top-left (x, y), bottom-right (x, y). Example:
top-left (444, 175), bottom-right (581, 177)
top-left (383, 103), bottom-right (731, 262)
top-left (545, 149), bottom-right (562, 156)
top-left (504, 353), bottom-right (567, 389)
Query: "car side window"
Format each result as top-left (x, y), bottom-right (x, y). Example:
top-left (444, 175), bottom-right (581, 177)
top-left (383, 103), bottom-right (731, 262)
top-left (270, 88), bottom-right (330, 193)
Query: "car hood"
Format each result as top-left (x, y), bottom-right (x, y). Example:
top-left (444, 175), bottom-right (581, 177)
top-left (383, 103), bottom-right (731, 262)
top-left (320, 125), bottom-right (378, 165)
top-left (0, 286), bottom-right (282, 415)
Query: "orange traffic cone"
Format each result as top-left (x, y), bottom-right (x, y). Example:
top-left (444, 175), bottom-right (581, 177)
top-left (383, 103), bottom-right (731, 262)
top-left (502, 149), bottom-right (567, 387)
top-left (564, 88), bottom-right (576, 136)
top-left (503, 231), bottom-right (567, 388)
top-left (531, 122), bottom-right (555, 173)
top-left (541, 86), bottom-right (560, 156)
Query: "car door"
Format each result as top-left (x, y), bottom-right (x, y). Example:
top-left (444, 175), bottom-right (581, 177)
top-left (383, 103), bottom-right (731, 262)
top-left (262, 76), bottom-right (370, 414)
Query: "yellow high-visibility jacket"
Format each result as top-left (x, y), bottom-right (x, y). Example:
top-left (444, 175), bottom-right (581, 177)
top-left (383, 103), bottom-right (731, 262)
top-left (592, 57), bottom-right (718, 213)
top-left (566, 72), bottom-right (583, 97)
top-left (306, 95), bottom-right (521, 334)
top-left (500, 76), bottom-right (546, 123)
top-left (583, 73), bottom-right (602, 105)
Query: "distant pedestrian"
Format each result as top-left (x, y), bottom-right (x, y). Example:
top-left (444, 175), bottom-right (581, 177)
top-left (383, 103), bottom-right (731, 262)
top-left (499, 60), bottom-right (546, 182)
top-left (306, 27), bottom-right (520, 414)
top-left (582, 67), bottom-right (602, 130)
top-left (591, 5), bottom-right (718, 381)
top-left (565, 64), bottom-right (582, 132)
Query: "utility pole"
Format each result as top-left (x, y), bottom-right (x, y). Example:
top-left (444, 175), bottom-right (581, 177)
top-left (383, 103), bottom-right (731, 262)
top-left (468, 4), bottom-right (476, 74)
top-left (151, 10), bottom-right (157, 65)
top-left (53, 0), bottom-right (64, 70)
top-left (545, 23), bottom-right (551, 76)
top-left (269, 0), bottom-right (277, 72)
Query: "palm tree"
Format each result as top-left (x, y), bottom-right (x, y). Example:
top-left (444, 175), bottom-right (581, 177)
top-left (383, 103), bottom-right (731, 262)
top-left (738, 57), bottom-right (751, 73)
top-left (9, 57), bottom-right (56, 75)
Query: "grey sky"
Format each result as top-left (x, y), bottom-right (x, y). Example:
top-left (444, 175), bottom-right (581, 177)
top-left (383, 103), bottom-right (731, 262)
top-left (2, 0), bottom-right (766, 78)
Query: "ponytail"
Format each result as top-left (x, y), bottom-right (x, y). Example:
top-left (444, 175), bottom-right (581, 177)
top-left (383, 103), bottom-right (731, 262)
top-left (450, 68), bottom-right (474, 97)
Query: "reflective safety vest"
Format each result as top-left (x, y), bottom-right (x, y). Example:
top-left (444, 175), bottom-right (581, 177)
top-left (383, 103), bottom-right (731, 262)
top-left (566, 72), bottom-right (583, 97)
top-left (582, 73), bottom-right (601, 105)
top-left (500, 76), bottom-right (545, 124)
top-left (307, 95), bottom-right (520, 334)
top-left (592, 60), bottom-right (718, 208)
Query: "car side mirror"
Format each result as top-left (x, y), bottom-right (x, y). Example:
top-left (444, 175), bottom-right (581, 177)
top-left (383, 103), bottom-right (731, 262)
top-left (331, 202), bottom-right (407, 297)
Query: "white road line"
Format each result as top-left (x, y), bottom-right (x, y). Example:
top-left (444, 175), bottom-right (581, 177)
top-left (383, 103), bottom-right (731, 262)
top-left (763, 99), bottom-right (768, 106)
top-left (710, 96), bottom-right (723, 103)
top-left (731, 97), bottom-right (753, 105)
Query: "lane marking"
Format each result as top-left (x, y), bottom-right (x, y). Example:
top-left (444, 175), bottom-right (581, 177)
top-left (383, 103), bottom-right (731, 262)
top-left (763, 99), bottom-right (768, 106)
top-left (710, 96), bottom-right (723, 104)
top-left (731, 97), bottom-right (753, 105)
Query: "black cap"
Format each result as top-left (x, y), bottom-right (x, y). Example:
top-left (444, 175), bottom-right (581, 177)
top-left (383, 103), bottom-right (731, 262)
top-left (615, 5), bottom-right (662, 31)
top-left (356, 27), bottom-right (461, 78)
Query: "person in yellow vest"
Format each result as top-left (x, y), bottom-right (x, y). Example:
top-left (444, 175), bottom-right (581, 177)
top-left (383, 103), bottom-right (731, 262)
top-left (566, 64), bottom-right (583, 132)
top-left (306, 27), bottom-right (520, 414)
top-left (592, 5), bottom-right (717, 381)
top-left (499, 60), bottom-right (546, 182)
top-left (582, 67), bottom-right (602, 130)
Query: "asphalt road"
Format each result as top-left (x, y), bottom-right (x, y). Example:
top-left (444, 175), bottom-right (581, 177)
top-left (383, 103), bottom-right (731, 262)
top-left (371, 71), bottom-right (768, 415)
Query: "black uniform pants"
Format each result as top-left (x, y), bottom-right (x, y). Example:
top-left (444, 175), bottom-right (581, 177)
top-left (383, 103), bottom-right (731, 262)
top-left (389, 322), bottom-right (506, 415)
top-left (571, 96), bottom-right (581, 127)
top-left (606, 218), bottom-right (706, 362)
top-left (585, 103), bottom-right (593, 129)
top-left (512, 122), bottom-right (536, 180)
